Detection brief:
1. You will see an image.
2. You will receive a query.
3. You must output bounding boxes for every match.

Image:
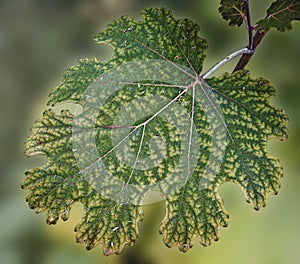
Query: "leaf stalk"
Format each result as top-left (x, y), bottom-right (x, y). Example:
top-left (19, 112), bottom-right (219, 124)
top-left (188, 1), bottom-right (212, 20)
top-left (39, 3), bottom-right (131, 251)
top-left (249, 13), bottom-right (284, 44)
top-left (202, 48), bottom-right (253, 79)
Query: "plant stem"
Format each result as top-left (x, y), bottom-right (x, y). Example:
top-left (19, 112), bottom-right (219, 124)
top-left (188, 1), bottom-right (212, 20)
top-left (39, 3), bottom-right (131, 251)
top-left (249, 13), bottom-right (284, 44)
top-left (244, 0), bottom-right (253, 50)
top-left (232, 0), bottom-right (268, 72)
top-left (202, 48), bottom-right (253, 79)
top-left (233, 30), bottom-right (266, 72)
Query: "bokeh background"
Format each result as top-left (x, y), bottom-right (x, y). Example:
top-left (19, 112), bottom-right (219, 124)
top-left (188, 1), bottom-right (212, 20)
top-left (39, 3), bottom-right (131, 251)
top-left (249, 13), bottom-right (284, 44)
top-left (0, 0), bottom-right (299, 264)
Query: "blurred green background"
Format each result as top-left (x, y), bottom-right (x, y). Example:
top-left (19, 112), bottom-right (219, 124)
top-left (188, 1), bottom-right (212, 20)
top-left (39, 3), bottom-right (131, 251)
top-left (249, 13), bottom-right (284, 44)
top-left (0, 0), bottom-right (299, 264)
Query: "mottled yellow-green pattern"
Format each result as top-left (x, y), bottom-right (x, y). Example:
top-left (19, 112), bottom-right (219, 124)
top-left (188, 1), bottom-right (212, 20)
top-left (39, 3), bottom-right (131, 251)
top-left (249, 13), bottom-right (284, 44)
top-left (47, 58), bottom-right (103, 106)
top-left (157, 71), bottom-right (288, 251)
top-left (22, 7), bottom-right (288, 256)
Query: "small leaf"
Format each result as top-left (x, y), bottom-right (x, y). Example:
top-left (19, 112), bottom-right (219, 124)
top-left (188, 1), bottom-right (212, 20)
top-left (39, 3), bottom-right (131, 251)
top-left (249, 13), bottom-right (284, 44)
top-left (256, 0), bottom-right (300, 32)
top-left (219, 0), bottom-right (246, 27)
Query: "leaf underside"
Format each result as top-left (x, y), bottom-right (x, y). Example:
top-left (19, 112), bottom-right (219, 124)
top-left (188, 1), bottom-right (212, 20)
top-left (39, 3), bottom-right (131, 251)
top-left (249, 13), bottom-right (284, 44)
top-left (219, 0), bottom-right (246, 27)
top-left (219, 0), bottom-right (300, 32)
top-left (257, 0), bottom-right (300, 32)
top-left (22, 7), bottom-right (288, 255)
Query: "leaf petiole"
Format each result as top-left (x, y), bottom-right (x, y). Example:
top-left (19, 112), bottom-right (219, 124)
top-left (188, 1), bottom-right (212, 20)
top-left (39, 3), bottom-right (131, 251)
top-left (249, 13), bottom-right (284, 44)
top-left (202, 47), bottom-right (253, 79)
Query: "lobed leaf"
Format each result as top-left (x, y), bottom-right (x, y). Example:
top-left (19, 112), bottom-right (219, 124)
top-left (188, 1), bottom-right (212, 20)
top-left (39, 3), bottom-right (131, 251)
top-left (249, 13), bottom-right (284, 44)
top-left (22, 7), bottom-right (288, 255)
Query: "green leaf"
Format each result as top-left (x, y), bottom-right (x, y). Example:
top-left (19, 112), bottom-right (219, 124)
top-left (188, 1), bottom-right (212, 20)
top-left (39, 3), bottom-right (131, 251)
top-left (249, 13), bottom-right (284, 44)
top-left (22, 7), bottom-right (288, 255)
top-left (219, 0), bottom-right (246, 27)
top-left (256, 0), bottom-right (300, 32)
